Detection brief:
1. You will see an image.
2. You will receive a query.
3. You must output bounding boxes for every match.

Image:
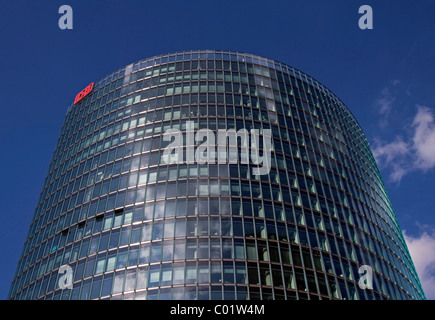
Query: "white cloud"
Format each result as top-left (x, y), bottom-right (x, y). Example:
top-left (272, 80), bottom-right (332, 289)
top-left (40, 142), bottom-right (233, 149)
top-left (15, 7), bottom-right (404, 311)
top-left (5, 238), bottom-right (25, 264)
top-left (404, 228), bottom-right (435, 300)
top-left (389, 165), bottom-right (410, 183)
top-left (375, 81), bottom-right (400, 116)
top-left (376, 87), bottom-right (396, 115)
top-left (371, 137), bottom-right (411, 182)
top-left (372, 138), bottom-right (408, 163)
top-left (412, 106), bottom-right (435, 170)
top-left (372, 106), bottom-right (435, 182)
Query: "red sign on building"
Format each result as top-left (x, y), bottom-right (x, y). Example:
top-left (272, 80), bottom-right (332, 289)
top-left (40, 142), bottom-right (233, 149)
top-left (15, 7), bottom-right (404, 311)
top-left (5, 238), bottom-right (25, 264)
top-left (74, 82), bottom-right (94, 104)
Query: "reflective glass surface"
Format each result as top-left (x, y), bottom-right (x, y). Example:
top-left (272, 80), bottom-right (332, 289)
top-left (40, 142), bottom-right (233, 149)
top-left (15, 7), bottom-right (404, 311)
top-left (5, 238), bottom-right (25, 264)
top-left (9, 50), bottom-right (425, 300)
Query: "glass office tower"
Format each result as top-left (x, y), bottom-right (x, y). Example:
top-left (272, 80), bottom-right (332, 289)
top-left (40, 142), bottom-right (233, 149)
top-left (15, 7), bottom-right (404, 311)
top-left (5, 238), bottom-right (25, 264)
top-left (9, 50), bottom-right (425, 300)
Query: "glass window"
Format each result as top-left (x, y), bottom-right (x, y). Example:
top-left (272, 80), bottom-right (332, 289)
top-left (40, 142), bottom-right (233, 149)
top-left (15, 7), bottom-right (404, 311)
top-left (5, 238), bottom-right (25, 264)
top-left (113, 270), bottom-right (125, 294)
top-left (148, 265), bottom-right (160, 288)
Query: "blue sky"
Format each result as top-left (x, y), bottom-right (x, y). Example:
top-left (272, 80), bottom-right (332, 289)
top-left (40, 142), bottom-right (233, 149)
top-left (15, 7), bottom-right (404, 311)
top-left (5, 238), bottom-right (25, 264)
top-left (1, 0), bottom-right (434, 299)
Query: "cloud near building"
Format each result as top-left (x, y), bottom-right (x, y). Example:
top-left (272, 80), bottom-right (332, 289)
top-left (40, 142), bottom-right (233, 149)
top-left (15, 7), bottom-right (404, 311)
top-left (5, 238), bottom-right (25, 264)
top-left (404, 228), bottom-right (435, 300)
top-left (372, 105), bottom-right (435, 182)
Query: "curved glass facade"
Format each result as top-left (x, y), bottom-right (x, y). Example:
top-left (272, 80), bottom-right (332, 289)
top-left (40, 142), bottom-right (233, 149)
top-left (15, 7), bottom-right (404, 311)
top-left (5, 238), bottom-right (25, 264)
top-left (9, 50), bottom-right (425, 300)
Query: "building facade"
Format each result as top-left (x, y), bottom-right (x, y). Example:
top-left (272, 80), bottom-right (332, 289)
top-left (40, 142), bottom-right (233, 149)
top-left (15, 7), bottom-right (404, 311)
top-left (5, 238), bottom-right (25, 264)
top-left (9, 50), bottom-right (425, 300)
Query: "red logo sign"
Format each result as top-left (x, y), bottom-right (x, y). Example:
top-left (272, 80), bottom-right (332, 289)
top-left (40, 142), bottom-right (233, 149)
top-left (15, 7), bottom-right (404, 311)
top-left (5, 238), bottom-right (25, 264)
top-left (74, 82), bottom-right (94, 104)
